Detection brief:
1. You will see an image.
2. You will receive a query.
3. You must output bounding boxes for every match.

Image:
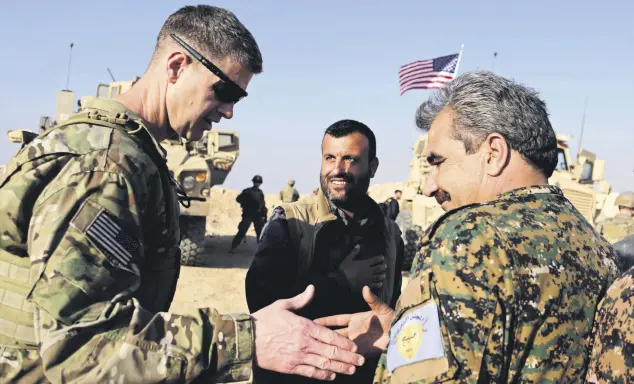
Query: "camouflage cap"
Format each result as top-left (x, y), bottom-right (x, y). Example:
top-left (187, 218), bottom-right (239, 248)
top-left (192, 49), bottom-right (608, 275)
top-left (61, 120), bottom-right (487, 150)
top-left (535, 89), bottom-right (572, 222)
top-left (616, 191), bottom-right (634, 208)
top-left (288, 179), bottom-right (295, 186)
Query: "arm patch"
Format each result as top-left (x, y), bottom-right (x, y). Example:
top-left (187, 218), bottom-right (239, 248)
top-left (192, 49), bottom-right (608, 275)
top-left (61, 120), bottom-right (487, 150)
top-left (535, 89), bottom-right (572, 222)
top-left (71, 200), bottom-right (141, 270)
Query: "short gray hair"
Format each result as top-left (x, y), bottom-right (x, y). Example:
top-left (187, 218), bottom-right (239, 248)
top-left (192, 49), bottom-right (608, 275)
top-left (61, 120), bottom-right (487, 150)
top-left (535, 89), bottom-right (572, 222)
top-left (415, 71), bottom-right (558, 177)
top-left (153, 5), bottom-right (262, 74)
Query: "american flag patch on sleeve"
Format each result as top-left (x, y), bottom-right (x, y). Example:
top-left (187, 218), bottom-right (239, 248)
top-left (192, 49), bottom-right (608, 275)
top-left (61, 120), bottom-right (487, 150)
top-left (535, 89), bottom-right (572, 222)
top-left (86, 210), bottom-right (140, 269)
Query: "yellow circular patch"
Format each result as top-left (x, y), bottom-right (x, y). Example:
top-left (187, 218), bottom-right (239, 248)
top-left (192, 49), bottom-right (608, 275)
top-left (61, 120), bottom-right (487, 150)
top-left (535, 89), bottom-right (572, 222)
top-left (397, 322), bottom-right (422, 360)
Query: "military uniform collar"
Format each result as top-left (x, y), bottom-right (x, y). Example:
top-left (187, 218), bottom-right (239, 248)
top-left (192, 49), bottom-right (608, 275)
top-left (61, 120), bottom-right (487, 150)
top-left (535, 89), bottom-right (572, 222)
top-left (496, 184), bottom-right (563, 200)
top-left (419, 184), bottom-right (564, 245)
top-left (79, 96), bottom-right (168, 160)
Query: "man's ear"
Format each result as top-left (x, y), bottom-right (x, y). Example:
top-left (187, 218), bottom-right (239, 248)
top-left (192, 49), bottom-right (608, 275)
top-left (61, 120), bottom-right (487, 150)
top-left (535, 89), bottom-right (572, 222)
top-left (370, 157), bottom-right (379, 178)
top-left (166, 51), bottom-right (189, 84)
top-left (484, 133), bottom-right (510, 177)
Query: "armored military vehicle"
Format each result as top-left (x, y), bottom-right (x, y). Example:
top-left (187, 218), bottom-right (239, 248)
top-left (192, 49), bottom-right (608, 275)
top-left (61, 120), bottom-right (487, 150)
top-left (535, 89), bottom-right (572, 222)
top-left (396, 132), bottom-right (613, 270)
top-left (0, 130), bottom-right (35, 180)
top-left (3, 79), bottom-right (240, 266)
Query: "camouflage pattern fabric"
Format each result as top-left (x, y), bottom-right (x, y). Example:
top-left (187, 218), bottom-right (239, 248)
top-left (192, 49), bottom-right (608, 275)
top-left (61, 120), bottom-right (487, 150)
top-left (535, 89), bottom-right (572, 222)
top-left (0, 97), bottom-right (254, 383)
top-left (373, 185), bottom-right (619, 383)
top-left (280, 185), bottom-right (300, 203)
top-left (586, 265), bottom-right (634, 383)
top-left (596, 213), bottom-right (634, 244)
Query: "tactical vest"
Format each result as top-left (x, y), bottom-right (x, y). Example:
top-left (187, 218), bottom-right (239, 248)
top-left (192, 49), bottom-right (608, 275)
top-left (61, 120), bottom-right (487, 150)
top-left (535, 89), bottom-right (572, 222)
top-left (279, 189), bottom-right (401, 304)
top-left (0, 107), bottom-right (176, 350)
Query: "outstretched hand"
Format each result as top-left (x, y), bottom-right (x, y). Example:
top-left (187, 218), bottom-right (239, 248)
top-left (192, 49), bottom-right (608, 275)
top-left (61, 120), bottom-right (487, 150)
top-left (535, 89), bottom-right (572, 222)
top-left (315, 286), bottom-right (394, 357)
top-left (252, 285), bottom-right (365, 381)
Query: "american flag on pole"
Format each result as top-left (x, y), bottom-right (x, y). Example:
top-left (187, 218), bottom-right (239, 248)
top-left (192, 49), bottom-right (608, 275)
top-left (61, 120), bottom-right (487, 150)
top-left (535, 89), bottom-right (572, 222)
top-left (399, 53), bottom-right (460, 95)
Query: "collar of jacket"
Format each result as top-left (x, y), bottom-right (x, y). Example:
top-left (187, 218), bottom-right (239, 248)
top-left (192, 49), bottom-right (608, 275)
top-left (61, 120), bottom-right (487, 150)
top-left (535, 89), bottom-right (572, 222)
top-left (315, 187), bottom-right (384, 227)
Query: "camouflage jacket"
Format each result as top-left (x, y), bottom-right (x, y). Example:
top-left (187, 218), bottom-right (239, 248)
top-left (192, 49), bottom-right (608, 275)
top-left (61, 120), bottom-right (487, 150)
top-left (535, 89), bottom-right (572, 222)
top-left (586, 265), bottom-right (634, 383)
top-left (596, 213), bottom-right (634, 244)
top-left (373, 185), bottom-right (619, 383)
top-left (279, 186), bottom-right (299, 203)
top-left (0, 97), bottom-right (253, 383)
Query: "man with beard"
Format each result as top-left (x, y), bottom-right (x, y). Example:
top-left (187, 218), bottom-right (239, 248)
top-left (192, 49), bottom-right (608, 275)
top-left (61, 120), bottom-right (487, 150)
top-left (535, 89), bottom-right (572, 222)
top-left (245, 119), bottom-right (405, 383)
top-left (315, 72), bottom-right (620, 383)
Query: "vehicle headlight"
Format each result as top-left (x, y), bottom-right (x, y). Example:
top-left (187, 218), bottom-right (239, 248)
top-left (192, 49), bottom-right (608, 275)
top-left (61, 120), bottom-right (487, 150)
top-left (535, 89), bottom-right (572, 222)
top-left (182, 175), bottom-right (195, 190)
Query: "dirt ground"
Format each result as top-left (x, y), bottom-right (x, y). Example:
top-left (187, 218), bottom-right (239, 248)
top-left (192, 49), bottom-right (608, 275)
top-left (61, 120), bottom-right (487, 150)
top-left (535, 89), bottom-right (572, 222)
top-left (169, 232), bottom-right (258, 315)
top-left (169, 185), bottom-right (410, 316)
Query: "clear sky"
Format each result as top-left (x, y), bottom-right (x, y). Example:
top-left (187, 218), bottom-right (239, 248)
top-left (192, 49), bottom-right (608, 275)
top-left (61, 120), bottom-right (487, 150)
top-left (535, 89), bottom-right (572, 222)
top-left (1, 0), bottom-right (632, 194)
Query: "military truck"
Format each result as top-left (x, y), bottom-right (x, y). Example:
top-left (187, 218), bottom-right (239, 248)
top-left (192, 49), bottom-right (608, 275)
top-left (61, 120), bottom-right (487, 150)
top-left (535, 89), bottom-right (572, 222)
top-left (3, 79), bottom-right (240, 266)
top-left (0, 130), bottom-right (39, 180)
top-left (396, 132), bottom-right (614, 270)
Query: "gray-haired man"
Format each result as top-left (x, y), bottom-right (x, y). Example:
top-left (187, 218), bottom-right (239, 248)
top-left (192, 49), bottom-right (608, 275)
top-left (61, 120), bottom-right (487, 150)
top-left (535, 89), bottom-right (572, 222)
top-left (317, 71), bottom-right (619, 383)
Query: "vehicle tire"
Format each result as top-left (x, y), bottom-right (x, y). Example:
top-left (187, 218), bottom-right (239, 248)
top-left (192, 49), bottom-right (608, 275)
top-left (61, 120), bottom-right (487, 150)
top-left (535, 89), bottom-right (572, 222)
top-left (179, 216), bottom-right (207, 266)
top-left (395, 211), bottom-right (423, 271)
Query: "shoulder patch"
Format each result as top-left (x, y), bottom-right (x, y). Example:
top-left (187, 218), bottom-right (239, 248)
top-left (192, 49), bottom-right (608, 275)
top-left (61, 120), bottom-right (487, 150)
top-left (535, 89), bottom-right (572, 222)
top-left (387, 301), bottom-right (445, 373)
top-left (86, 210), bottom-right (140, 269)
top-left (72, 202), bottom-right (141, 270)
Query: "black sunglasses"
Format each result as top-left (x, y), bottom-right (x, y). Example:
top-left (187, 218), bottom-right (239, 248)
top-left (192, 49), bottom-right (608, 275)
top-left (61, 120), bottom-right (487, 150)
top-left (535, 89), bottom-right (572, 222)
top-left (171, 33), bottom-right (247, 104)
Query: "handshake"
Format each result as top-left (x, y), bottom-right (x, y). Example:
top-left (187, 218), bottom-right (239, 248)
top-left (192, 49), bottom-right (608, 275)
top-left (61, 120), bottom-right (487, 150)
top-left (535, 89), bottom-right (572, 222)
top-left (251, 284), bottom-right (394, 381)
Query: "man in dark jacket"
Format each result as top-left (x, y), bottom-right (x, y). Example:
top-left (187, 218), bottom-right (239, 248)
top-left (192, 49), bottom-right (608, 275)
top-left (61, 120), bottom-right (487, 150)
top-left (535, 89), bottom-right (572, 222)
top-left (245, 120), bottom-right (405, 383)
top-left (380, 190), bottom-right (401, 220)
top-left (229, 174), bottom-right (267, 253)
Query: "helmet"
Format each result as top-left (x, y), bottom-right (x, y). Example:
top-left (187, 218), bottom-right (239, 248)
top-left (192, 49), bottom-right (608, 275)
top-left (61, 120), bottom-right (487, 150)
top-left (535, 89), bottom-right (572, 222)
top-left (615, 191), bottom-right (634, 209)
top-left (252, 175), bottom-right (263, 183)
top-left (288, 179), bottom-right (296, 186)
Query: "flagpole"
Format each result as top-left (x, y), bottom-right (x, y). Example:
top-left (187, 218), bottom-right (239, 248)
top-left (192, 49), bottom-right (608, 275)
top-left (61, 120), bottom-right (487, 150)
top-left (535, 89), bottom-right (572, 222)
top-left (454, 44), bottom-right (465, 76)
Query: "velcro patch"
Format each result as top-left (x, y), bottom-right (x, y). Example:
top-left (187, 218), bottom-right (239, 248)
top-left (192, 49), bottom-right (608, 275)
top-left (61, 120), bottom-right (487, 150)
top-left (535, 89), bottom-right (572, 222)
top-left (85, 210), bottom-right (140, 269)
top-left (387, 301), bottom-right (445, 372)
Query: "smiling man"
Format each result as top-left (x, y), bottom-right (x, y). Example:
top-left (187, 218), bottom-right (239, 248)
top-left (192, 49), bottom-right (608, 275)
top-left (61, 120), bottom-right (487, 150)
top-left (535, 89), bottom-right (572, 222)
top-left (0, 6), bottom-right (364, 384)
top-left (245, 119), bottom-right (404, 383)
top-left (316, 72), bottom-right (620, 383)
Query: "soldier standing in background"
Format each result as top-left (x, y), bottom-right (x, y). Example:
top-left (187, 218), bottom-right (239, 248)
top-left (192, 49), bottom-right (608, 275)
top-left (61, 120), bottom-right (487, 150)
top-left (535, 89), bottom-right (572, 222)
top-left (379, 190), bottom-right (401, 221)
top-left (316, 71), bottom-right (620, 383)
top-left (280, 178), bottom-right (300, 202)
top-left (596, 191), bottom-right (634, 243)
top-left (229, 174), bottom-right (268, 252)
top-left (0, 5), bottom-right (363, 383)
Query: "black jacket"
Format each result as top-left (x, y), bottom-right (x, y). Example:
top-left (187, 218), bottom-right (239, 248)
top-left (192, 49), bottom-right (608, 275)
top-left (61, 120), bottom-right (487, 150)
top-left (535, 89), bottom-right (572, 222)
top-left (236, 186), bottom-right (266, 217)
top-left (245, 199), bottom-right (404, 384)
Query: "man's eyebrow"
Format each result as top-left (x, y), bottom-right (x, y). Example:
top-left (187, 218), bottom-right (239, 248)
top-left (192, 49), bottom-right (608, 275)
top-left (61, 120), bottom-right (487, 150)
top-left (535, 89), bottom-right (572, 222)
top-left (426, 152), bottom-right (445, 163)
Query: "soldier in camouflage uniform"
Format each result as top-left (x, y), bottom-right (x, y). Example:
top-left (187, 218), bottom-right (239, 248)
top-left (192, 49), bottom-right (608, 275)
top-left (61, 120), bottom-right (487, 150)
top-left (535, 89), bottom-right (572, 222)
top-left (596, 191), bottom-right (634, 244)
top-left (586, 264), bottom-right (634, 383)
top-left (316, 71), bottom-right (620, 383)
top-left (0, 5), bottom-right (363, 383)
top-left (280, 179), bottom-right (300, 203)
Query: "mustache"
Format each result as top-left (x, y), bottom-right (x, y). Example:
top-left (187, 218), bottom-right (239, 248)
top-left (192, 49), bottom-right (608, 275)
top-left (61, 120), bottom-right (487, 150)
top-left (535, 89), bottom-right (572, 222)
top-left (328, 173), bottom-right (355, 183)
top-left (434, 190), bottom-right (451, 205)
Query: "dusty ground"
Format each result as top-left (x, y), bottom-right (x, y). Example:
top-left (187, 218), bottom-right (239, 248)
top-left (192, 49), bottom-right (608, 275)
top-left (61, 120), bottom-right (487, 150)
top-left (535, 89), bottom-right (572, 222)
top-left (169, 184), bottom-right (410, 316)
top-left (169, 233), bottom-right (258, 315)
